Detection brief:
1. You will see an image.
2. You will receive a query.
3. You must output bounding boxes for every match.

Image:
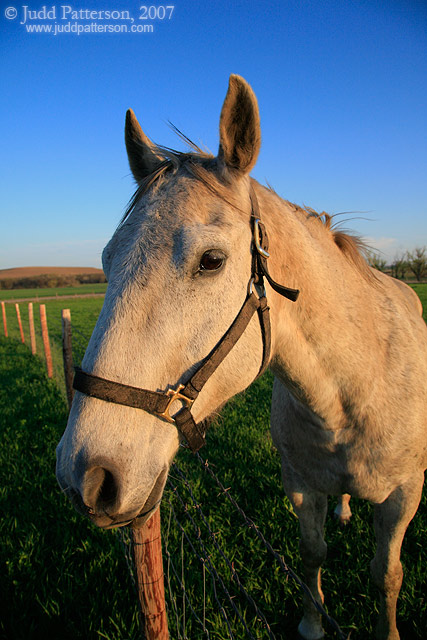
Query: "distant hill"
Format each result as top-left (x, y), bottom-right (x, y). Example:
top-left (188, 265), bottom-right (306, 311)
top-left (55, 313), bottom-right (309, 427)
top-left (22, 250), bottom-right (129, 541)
top-left (0, 267), bottom-right (106, 290)
top-left (0, 266), bottom-right (103, 279)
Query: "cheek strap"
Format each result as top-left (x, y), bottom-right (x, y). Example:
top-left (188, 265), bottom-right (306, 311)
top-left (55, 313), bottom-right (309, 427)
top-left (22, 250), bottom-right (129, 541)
top-left (73, 185), bottom-right (299, 452)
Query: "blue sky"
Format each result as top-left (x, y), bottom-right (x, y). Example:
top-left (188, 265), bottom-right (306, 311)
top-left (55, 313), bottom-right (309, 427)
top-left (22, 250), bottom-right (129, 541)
top-left (1, 0), bottom-right (426, 268)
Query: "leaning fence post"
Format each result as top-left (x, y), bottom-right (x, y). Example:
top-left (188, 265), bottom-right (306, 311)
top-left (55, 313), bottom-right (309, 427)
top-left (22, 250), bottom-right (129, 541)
top-left (28, 302), bottom-right (36, 354)
top-left (39, 304), bottom-right (53, 378)
top-left (1, 302), bottom-right (7, 337)
top-left (61, 309), bottom-right (74, 408)
top-left (15, 303), bottom-right (25, 343)
top-left (132, 508), bottom-right (169, 640)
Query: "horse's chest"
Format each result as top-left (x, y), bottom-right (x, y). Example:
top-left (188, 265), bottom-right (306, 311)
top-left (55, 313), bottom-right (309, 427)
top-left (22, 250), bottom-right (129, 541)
top-left (270, 393), bottom-right (396, 501)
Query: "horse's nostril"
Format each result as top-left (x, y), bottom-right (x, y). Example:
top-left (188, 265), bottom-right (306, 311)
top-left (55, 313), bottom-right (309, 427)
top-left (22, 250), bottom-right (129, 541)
top-left (83, 465), bottom-right (119, 513)
top-left (98, 469), bottom-right (117, 505)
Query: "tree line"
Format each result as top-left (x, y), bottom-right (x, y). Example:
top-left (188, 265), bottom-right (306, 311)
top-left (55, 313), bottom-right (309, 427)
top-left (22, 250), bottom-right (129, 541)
top-left (368, 246), bottom-right (427, 281)
top-left (0, 273), bottom-right (107, 290)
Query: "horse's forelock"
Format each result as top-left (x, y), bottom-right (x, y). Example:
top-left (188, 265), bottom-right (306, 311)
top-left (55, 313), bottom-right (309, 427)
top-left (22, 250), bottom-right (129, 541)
top-left (121, 141), bottom-right (247, 227)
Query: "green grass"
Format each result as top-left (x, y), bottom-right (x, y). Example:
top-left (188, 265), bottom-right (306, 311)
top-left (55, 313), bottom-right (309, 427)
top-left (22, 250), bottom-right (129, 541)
top-left (410, 282), bottom-right (427, 316)
top-left (0, 284), bottom-right (426, 639)
top-left (1, 297), bottom-right (104, 396)
top-left (0, 338), bottom-right (140, 640)
top-left (165, 372), bottom-right (427, 640)
top-left (0, 283), bottom-right (107, 300)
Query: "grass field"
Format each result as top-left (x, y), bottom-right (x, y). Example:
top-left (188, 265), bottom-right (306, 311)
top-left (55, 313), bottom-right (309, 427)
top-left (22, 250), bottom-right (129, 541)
top-left (411, 282), bottom-right (427, 311)
top-left (0, 282), bottom-right (108, 300)
top-left (0, 296), bottom-right (104, 395)
top-left (0, 338), bottom-right (140, 640)
top-left (0, 284), bottom-right (426, 639)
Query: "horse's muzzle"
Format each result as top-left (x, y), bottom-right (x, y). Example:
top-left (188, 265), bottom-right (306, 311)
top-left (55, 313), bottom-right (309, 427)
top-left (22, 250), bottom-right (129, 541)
top-left (57, 459), bottom-right (167, 529)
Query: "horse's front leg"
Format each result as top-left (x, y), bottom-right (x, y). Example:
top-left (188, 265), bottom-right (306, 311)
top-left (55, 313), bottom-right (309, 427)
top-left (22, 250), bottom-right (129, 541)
top-left (283, 474), bottom-right (328, 640)
top-left (370, 470), bottom-right (424, 640)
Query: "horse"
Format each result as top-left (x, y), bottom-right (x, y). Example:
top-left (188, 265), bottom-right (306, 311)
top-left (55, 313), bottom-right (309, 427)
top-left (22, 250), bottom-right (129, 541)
top-left (56, 75), bottom-right (427, 640)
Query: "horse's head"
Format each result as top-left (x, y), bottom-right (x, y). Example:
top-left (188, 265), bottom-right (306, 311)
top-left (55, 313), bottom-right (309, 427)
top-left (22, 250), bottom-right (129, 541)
top-left (56, 75), bottom-right (268, 528)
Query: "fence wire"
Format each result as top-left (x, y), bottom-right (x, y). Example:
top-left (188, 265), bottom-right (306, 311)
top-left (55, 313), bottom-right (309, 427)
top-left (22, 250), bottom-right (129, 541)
top-left (167, 461), bottom-right (276, 639)
top-left (152, 451), bottom-right (348, 640)
top-left (68, 318), bottom-right (347, 639)
top-left (2, 308), bottom-right (348, 639)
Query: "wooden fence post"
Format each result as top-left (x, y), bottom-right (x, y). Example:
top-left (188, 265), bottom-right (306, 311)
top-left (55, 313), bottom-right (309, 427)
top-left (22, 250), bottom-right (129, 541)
top-left (1, 302), bottom-right (7, 337)
top-left (15, 303), bottom-right (25, 343)
top-left (61, 309), bottom-right (74, 408)
top-left (39, 304), bottom-right (53, 378)
top-left (132, 508), bottom-right (169, 640)
top-left (28, 302), bottom-right (36, 354)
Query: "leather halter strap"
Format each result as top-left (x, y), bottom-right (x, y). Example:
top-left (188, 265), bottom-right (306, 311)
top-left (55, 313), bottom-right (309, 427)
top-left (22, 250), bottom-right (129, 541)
top-left (73, 186), bottom-right (299, 452)
top-left (250, 192), bottom-right (300, 302)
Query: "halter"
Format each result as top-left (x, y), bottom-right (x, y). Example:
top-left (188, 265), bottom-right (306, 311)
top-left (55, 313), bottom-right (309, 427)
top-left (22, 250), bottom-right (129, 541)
top-left (73, 186), bottom-right (299, 452)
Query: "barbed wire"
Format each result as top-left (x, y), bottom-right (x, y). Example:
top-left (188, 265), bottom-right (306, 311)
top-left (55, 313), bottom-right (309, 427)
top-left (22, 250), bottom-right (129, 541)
top-left (20, 314), bottom-right (348, 639)
top-left (70, 324), bottom-right (91, 344)
top-left (167, 486), bottom-right (259, 639)
top-left (169, 461), bottom-right (277, 639)
top-left (163, 520), bottom-right (212, 639)
top-left (193, 451), bottom-right (348, 639)
top-left (69, 324), bottom-right (91, 364)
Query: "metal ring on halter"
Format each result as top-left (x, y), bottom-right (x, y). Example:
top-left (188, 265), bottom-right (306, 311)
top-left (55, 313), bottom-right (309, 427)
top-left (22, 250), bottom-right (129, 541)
top-left (253, 219), bottom-right (270, 259)
top-left (248, 277), bottom-right (267, 298)
top-left (72, 184), bottom-right (299, 453)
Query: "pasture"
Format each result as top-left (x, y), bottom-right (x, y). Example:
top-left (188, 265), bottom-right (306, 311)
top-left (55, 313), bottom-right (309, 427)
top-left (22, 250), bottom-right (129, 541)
top-left (0, 286), bottom-right (426, 639)
top-left (0, 283), bottom-right (107, 300)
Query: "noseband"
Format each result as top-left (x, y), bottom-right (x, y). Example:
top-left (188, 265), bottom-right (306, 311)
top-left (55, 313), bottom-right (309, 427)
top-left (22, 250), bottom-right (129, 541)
top-left (73, 186), bottom-right (299, 452)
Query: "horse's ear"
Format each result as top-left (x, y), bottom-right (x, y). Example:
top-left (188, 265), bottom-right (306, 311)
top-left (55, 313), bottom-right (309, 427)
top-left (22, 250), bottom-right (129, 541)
top-left (218, 75), bottom-right (261, 176)
top-left (125, 109), bottom-right (161, 182)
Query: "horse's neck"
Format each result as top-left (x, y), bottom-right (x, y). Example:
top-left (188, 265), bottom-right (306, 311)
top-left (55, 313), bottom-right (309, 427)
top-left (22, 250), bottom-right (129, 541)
top-left (257, 185), bottom-right (377, 429)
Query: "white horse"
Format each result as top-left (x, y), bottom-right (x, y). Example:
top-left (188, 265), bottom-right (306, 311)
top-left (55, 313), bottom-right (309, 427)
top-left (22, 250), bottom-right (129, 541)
top-left (56, 75), bottom-right (427, 640)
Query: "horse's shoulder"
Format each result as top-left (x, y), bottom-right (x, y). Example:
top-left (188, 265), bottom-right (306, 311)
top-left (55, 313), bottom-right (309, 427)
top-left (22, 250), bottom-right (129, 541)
top-left (371, 269), bottom-right (424, 317)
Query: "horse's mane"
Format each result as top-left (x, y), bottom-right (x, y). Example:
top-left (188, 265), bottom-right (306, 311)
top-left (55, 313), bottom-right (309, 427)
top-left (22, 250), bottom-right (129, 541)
top-left (304, 208), bottom-right (375, 282)
top-left (122, 132), bottom-right (375, 283)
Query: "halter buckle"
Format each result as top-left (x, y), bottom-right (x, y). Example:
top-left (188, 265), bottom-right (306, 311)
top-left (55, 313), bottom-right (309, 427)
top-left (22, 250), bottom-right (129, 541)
top-left (157, 384), bottom-right (195, 424)
top-left (253, 219), bottom-right (270, 259)
top-left (248, 277), bottom-right (267, 298)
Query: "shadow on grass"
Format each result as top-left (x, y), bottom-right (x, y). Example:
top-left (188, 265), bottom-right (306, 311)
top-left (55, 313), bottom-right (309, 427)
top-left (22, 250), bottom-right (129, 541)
top-left (1, 336), bottom-right (425, 640)
top-left (0, 338), bottom-right (140, 640)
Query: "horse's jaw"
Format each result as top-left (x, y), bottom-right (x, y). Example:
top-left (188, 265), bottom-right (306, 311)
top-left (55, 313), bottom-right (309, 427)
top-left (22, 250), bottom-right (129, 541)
top-left (56, 395), bottom-right (179, 529)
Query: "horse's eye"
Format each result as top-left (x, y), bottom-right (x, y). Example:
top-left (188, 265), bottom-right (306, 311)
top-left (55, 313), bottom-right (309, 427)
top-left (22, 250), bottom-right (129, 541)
top-left (199, 250), bottom-right (225, 272)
